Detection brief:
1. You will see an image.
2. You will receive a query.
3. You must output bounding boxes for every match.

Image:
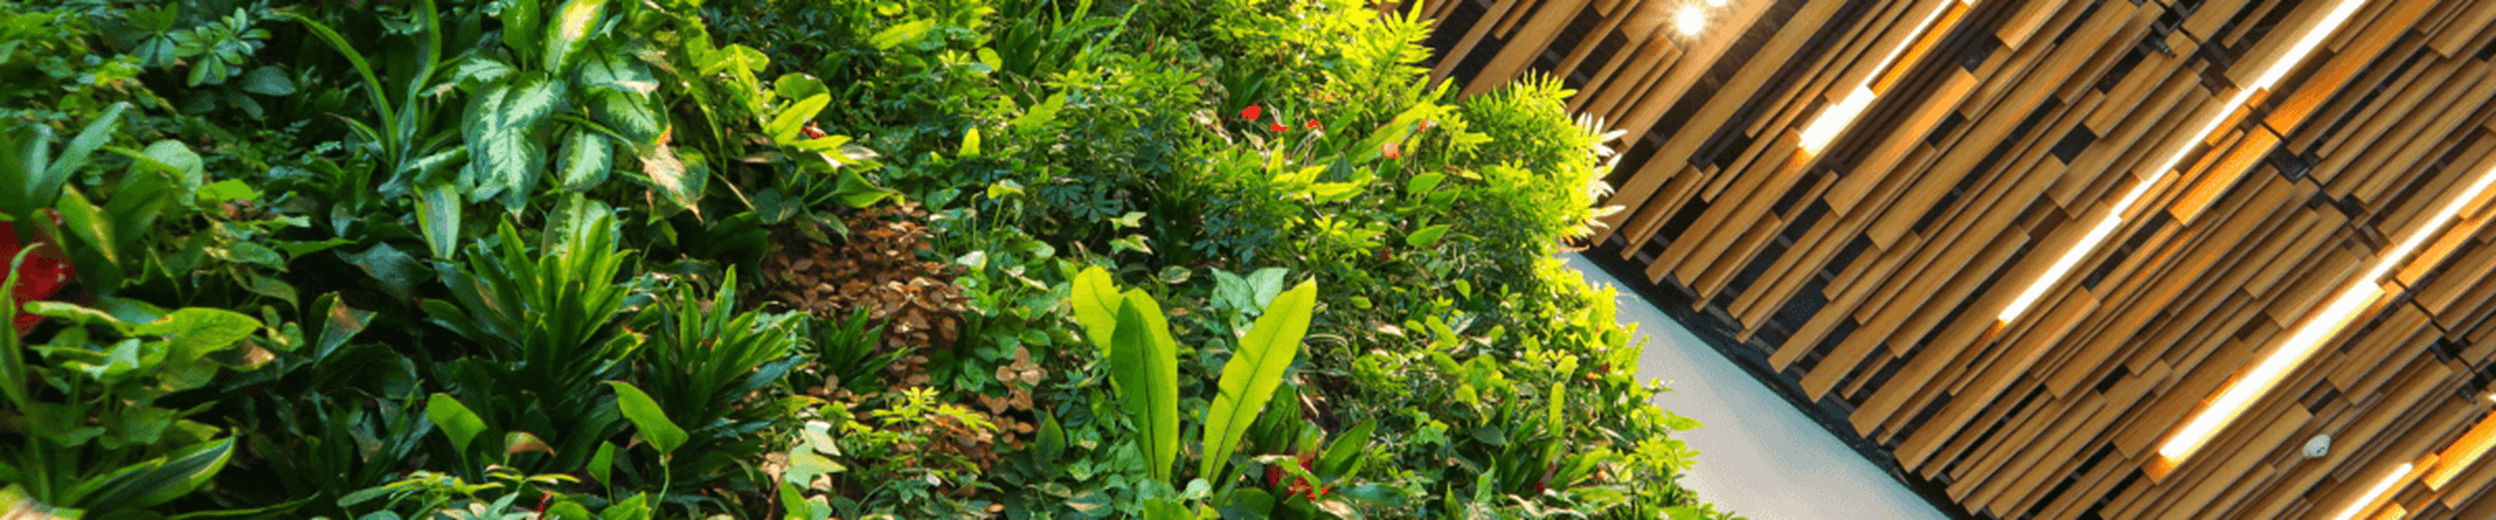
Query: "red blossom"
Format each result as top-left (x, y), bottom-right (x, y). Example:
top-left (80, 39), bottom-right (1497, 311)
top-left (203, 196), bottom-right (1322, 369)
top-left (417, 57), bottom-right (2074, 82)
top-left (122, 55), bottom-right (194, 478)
top-left (1270, 121), bottom-right (1288, 132)
top-left (1241, 105), bottom-right (1262, 121)
top-left (1, 210), bottom-right (73, 336)
top-left (1306, 119), bottom-right (1321, 130)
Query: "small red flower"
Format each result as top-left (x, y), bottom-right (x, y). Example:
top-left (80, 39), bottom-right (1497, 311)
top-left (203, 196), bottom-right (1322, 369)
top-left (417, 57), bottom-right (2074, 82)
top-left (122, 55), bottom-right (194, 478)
top-left (1, 210), bottom-right (73, 336)
top-left (1241, 105), bottom-right (1262, 121)
top-left (800, 122), bottom-right (828, 139)
top-left (1270, 121), bottom-right (1288, 132)
top-left (1306, 119), bottom-right (1321, 130)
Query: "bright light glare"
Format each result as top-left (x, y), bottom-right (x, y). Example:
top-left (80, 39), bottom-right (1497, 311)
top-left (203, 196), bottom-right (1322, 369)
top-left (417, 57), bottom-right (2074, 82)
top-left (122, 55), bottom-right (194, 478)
top-left (1788, 1), bottom-right (1959, 156)
top-left (2330, 463), bottom-right (2414, 520)
top-left (2158, 140), bottom-right (2496, 462)
top-left (1678, 6), bottom-right (1706, 35)
top-left (1799, 87), bottom-right (1877, 154)
top-left (1707, 0), bottom-right (1726, 6)
top-left (1994, 0), bottom-right (2372, 323)
top-left (2158, 285), bottom-right (2382, 459)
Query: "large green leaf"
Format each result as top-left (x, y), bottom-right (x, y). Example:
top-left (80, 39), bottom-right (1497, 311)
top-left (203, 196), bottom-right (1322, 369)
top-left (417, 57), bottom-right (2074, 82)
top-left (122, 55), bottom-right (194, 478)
top-left (132, 308), bottom-right (261, 369)
top-left (591, 90), bottom-right (664, 146)
top-left (31, 103), bottom-right (127, 211)
top-left (414, 181), bottom-right (461, 260)
top-left (1108, 294), bottom-right (1179, 483)
top-left (766, 94), bottom-right (831, 145)
top-left (425, 393), bottom-right (489, 456)
top-left (542, 0), bottom-right (608, 74)
top-left (75, 436), bottom-right (235, 507)
top-left (1068, 266), bottom-right (1122, 352)
top-left (558, 129), bottom-right (612, 191)
top-left (1198, 279), bottom-right (1316, 481)
top-left (461, 74), bottom-right (565, 209)
top-left (607, 381), bottom-right (685, 457)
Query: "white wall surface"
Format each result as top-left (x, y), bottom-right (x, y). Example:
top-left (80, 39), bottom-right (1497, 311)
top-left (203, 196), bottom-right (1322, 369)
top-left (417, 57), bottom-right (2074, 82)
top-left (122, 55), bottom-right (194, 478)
top-left (1566, 254), bottom-right (1951, 520)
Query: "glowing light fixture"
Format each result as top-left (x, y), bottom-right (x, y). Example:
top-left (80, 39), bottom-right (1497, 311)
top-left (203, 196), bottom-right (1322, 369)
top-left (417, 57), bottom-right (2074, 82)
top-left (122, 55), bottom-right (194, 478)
top-left (1677, 6), bottom-right (1706, 35)
top-left (1995, 0), bottom-right (2374, 323)
top-left (2424, 412), bottom-right (2496, 489)
top-left (1792, 0), bottom-right (1974, 154)
top-left (2157, 134), bottom-right (2496, 462)
top-left (2331, 463), bottom-right (2414, 520)
top-left (1706, 0), bottom-right (1726, 7)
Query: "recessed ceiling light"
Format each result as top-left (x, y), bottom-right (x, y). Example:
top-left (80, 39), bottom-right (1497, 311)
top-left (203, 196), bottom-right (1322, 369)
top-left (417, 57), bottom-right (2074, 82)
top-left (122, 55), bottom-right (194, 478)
top-left (1678, 6), bottom-right (1705, 36)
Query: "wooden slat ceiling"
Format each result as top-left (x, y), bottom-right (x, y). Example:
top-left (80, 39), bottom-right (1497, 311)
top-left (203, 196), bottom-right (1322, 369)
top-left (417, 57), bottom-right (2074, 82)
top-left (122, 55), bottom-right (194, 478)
top-left (1420, 0), bottom-right (2496, 518)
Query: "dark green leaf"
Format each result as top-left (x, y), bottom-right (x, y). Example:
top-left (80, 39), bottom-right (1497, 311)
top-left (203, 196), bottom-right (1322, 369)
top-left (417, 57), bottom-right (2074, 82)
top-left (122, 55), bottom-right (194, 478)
top-left (338, 243), bottom-right (424, 301)
top-left (414, 181), bottom-right (461, 260)
top-left (425, 393), bottom-right (488, 456)
top-left (607, 381), bottom-right (685, 457)
top-left (239, 66), bottom-right (295, 96)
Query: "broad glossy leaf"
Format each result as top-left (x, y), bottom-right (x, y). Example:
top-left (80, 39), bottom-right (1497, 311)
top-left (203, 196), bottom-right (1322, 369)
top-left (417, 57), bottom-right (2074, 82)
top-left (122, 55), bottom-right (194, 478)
top-left (589, 441), bottom-right (616, 485)
top-left (462, 74), bottom-right (564, 209)
top-left (1316, 419), bottom-right (1376, 481)
top-left (772, 73), bottom-right (827, 104)
top-left (413, 181), bottom-right (461, 260)
top-left (607, 381), bottom-right (685, 457)
top-left (1199, 279), bottom-right (1316, 480)
top-left (499, 0), bottom-right (541, 59)
top-left (638, 143), bottom-right (701, 211)
top-left (542, 0), bottom-right (608, 74)
top-left (831, 169), bottom-right (895, 208)
top-left (601, 493), bottom-right (650, 520)
top-left (766, 94), bottom-right (831, 144)
top-left (79, 436), bottom-right (235, 507)
top-left (425, 393), bottom-right (488, 456)
top-left (504, 431), bottom-right (554, 455)
top-left (869, 20), bottom-right (931, 50)
top-left (590, 90), bottom-right (664, 146)
top-left (1068, 267), bottom-right (1121, 351)
top-left (577, 53), bottom-right (656, 95)
top-left (134, 308), bottom-right (261, 367)
top-left (1405, 224), bottom-right (1449, 247)
top-left (239, 66), bottom-right (296, 96)
top-left (558, 129), bottom-right (611, 191)
top-left (1108, 294), bottom-right (1179, 483)
top-left (338, 243), bottom-right (423, 301)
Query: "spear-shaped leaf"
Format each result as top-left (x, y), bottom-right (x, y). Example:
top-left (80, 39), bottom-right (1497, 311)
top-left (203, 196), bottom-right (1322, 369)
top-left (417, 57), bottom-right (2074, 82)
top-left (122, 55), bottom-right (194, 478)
top-left (1108, 293), bottom-right (1179, 483)
top-left (1198, 279), bottom-right (1316, 481)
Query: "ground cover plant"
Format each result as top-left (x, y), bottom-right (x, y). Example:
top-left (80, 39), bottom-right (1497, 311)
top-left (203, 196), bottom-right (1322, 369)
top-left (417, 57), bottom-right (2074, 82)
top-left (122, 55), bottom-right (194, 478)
top-left (0, 0), bottom-right (1742, 517)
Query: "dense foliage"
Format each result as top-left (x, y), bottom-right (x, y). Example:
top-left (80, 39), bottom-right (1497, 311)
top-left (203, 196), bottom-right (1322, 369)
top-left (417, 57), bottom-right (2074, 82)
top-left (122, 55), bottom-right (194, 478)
top-left (0, 0), bottom-right (1740, 517)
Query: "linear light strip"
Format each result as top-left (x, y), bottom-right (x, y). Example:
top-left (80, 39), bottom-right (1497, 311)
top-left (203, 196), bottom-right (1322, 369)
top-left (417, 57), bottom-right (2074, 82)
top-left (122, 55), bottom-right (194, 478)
top-left (1995, 0), bottom-right (2374, 323)
top-left (2157, 142), bottom-right (2496, 462)
top-left (2424, 412), bottom-right (2496, 489)
top-left (2332, 463), bottom-right (2416, 520)
top-left (1795, 0), bottom-right (1974, 154)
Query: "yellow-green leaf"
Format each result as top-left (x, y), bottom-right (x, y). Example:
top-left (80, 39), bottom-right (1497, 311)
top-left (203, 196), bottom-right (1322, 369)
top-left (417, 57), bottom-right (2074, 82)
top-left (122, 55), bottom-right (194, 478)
top-left (1108, 294), bottom-right (1179, 483)
top-left (1198, 279), bottom-right (1316, 481)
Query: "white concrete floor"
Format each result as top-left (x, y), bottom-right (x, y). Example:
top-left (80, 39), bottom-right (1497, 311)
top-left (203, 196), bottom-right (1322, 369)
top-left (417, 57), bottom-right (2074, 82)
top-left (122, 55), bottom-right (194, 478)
top-left (1565, 254), bottom-right (1950, 520)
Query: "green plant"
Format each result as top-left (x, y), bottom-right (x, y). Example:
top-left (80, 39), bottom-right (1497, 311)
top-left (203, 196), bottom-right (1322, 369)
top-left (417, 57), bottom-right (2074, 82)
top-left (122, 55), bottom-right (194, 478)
top-left (0, 263), bottom-right (265, 514)
top-left (1197, 271), bottom-right (1315, 482)
top-left (628, 268), bottom-right (805, 480)
top-left (420, 209), bottom-right (640, 476)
